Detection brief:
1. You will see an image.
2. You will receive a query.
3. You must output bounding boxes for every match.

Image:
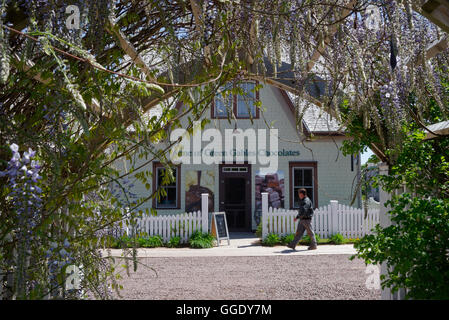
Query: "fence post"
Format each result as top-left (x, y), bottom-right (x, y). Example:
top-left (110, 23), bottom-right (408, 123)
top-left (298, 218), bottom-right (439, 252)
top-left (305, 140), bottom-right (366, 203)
top-left (330, 200), bottom-right (339, 235)
top-left (201, 193), bottom-right (209, 233)
top-left (262, 192), bottom-right (268, 239)
top-left (378, 162), bottom-right (400, 300)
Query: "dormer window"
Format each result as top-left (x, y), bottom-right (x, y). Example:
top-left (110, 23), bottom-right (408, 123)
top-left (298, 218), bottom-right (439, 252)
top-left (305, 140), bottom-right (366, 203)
top-left (213, 84), bottom-right (232, 118)
top-left (236, 82), bottom-right (257, 118)
top-left (212, 81), bottom-right (259, 119)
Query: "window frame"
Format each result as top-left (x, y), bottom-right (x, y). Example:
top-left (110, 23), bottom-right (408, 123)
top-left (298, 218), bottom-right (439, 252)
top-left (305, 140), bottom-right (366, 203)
top-left (152, 162), bottom-right (181, 210)
top-left (235, 81), bottom-right (260, 119)
top-left (211, 81), bottom-right (260, 119)
top-left (211, 84), bottom-right (233, 119)
top-left (289, 161), bottom-right (318, 209)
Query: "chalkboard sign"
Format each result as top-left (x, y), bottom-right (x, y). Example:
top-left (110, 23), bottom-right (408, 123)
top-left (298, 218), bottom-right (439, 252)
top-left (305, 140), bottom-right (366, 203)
top-left (211, 212), bottom-right (230, 246)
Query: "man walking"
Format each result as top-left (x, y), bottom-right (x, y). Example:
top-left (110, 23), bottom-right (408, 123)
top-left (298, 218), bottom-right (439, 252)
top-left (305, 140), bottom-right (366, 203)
top-left (287, 189), bottom-right (317, 250)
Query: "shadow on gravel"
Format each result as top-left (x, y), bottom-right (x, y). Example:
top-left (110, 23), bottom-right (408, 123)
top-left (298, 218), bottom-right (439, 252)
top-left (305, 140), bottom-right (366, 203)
top-left (237, 244), bottom-right (261, 248)
top-left (275, 249), bottom-right (308, 254)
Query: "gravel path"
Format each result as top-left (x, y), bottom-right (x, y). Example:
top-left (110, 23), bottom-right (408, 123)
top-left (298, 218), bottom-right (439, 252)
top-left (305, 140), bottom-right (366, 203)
top-left (112, 255), bottom-right (380, 300)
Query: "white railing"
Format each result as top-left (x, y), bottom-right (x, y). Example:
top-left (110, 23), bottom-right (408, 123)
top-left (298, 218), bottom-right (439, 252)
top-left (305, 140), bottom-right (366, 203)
top-left (123, 193), bottom-right (209, 243)
top-left (261, 193), bottom-right (380, 239)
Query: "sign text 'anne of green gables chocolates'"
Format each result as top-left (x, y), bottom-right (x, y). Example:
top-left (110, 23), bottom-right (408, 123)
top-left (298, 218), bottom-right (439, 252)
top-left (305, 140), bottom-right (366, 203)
top-left (169, 122), bottom-right (282, 172)
top-left (178, 148), bottom-right (300, 157)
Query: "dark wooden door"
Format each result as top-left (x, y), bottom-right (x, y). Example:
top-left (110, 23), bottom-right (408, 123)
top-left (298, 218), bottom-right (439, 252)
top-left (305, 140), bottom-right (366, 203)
top-left (219, 163), bottom-right (251, 232)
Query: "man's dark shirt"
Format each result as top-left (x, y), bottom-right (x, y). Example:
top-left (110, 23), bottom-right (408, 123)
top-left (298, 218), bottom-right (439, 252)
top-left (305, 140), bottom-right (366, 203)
top-left (295, 196), bottom-right (314, 219)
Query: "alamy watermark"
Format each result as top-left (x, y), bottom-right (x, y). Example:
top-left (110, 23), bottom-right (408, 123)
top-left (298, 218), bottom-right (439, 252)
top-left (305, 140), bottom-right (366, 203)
top-left (65, 264), bottom-right (81, 290)
top-left (365, 5), bottom-right (381, 32)
top-left (169, 121), bottom-right (279, 171)
top-left (63, 4), bottom-right (381, 32)
top-left (65, 5), bottom-right (80, 30)
top-left (365, 264), bottom-right (381, 290)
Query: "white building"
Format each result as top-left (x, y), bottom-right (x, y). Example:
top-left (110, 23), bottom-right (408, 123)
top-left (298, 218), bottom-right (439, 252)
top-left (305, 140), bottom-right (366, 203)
top-left (115, 81), bottom-right (361, 232)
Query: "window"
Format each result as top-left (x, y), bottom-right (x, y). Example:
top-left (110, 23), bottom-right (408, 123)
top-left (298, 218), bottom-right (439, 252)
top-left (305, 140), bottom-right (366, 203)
top-left (153, 163), bottom-right (180, 209)
top-left (213, 85), bottom-right (232, 118)
top-left (211, 81), bottom-right (259, 119)
top-left (289, 162), bottom-right (318, 209)
top-left (236, 82), bottom-right (257, 118)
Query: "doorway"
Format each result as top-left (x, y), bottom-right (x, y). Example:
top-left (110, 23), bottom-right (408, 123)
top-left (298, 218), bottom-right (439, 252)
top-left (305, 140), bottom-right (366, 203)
top-left (219, 163), bottom-right (252, 232)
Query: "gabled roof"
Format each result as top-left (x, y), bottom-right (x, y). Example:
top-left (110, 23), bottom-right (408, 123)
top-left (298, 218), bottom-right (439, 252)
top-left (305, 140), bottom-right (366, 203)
top-left (280, 90), bottom-right (343, 135)
top-left (261, 57), bottom-right (328, 100)
top-left (134, 83), bottom-right (344, 136)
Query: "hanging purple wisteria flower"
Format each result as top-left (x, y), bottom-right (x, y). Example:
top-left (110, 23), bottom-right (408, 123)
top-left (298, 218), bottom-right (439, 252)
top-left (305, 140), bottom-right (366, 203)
top-left (0, 143), bottom-right (42, 297)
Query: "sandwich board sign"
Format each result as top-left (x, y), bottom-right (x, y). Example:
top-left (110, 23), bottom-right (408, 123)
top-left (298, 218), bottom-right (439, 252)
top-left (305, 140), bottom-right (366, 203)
top-left (211, 212), bottom-right (230, 246)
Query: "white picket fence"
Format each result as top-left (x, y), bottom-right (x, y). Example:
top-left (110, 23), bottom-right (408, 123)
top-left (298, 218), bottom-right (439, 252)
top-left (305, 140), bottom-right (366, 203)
top-left (123, 193), bottom-right (209, 243)
top-left (133, 210), bottom-right (207, 243)
top-left (261, 193), bottom-right (379, 239)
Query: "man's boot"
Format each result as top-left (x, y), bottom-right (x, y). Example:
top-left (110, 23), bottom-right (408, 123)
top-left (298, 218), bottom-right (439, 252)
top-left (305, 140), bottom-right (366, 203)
top-left (308, 245), bottom-right (317, 250)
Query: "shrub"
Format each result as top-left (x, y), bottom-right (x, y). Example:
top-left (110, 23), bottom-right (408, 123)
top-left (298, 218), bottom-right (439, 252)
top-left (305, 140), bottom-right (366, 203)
top-left (141, 235), bottom-right (164, 248)
top-left (330, 233), bottom-right (345, 245)
top-left (299, 233), bottom-right (320, 245)
top-left (166, 236), bottom-right (181, 248)
top-left (262, 233), bottom-right (280, 247)
top-left (280, 234), bottom-right (295, 245)
top-left (112, 235), bottom-right (133, 248)
top-left (189, 231), bottom-right (215, 248)
top-left (110, 238), bottom-right (119, 249)
top-left (137, 236), bottom-right (147, 247)
top-left (349, 111), bottom-right (449, 299)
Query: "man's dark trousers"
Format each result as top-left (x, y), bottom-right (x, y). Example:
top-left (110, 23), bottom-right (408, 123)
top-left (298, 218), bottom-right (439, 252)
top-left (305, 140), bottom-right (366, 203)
top-left (289, 218), bottom-right (317, 249)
